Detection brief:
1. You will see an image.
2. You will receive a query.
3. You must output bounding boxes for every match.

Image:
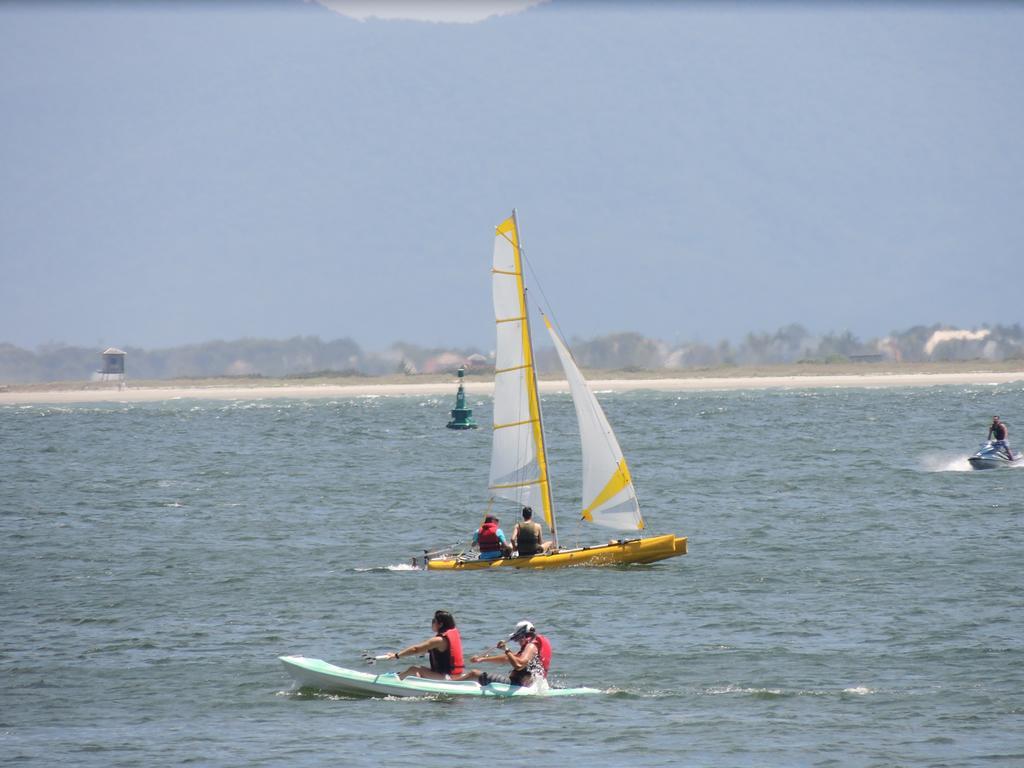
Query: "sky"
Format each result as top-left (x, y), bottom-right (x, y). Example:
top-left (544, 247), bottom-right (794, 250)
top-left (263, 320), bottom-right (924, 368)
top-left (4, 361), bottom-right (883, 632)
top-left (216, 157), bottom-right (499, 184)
top-left (1, 0), bottom-right (1022, 352)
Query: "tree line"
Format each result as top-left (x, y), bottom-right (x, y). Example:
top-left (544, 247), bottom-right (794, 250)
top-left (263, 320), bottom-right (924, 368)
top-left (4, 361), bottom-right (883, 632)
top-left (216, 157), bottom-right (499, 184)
top-left (1, 323), bottom-right (1022, 384)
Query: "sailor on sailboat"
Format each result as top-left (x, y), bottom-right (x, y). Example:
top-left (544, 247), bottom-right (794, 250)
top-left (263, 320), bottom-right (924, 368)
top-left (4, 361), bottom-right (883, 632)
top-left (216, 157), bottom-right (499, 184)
top-left (425, 212), bottom-right (686, 570)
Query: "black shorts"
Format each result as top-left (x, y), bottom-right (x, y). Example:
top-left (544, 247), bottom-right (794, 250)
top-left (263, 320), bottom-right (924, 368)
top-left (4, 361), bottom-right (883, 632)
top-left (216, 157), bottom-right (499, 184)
top-left (508, 669), bottom-right (533, 687)
top-left (481, 670), bottom-right (539, 687)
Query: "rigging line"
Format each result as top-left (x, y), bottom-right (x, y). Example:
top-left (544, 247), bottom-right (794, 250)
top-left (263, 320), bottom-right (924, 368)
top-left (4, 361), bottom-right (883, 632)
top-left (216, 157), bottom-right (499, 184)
top-left (519, 242), bottom-right (571, 356)
top-left (532, 275), bottom-right (623, 461)
top-left (516, 226), bottom-right (560, 535)
top-left (515, 222), bottom-right (558, 533)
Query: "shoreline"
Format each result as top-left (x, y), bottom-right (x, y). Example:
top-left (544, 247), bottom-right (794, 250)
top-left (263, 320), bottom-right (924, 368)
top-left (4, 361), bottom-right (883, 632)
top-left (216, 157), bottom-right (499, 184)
top-left (1, 369), bottom-right (1022, 405)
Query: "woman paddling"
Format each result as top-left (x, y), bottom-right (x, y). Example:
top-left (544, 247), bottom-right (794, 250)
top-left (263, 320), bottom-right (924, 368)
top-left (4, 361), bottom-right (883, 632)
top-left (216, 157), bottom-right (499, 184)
top-left (387, 610), bottom-right (464, 680)
top-left (457, 620), bottom-right (551, 687)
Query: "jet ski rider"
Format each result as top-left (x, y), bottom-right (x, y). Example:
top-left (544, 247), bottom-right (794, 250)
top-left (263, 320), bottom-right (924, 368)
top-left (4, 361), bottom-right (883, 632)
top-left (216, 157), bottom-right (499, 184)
top-left (987, 416), bottom-right (1014, 460)
top-left (388, 610), bottom-right (464, 680)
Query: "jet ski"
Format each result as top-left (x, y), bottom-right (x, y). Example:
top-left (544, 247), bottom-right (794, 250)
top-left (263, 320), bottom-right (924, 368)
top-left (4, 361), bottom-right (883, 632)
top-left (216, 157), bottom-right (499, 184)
top-left (968, 441), bottom-right (1018, 470)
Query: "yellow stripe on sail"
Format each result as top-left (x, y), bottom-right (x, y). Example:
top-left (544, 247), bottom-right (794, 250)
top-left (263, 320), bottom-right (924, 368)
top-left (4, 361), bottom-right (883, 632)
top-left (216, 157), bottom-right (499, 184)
top-left (496, 217), bottom-right (517, 238)
top-left (493, 418), bottom-right (537, 430)
top-left (490, 478), bottom-right (543, 490)
top-left (494, 364), bottom-right (530, 375)
top-left (504, 213), bottom-right (555, 533)
top-left (580, 459), bottom-right (644, 529)
top-left (521, 277), bottom-right (553, 527)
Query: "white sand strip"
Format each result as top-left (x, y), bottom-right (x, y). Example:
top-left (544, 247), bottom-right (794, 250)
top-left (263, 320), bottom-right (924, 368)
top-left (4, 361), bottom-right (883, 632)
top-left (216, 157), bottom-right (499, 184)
top-left (1, 371), bottom-right (1022, 405)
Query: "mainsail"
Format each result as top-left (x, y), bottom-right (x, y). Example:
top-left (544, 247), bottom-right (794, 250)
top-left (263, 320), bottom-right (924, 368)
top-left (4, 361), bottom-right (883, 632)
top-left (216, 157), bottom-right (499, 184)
top-left (545, 318), bottom-right (645, 531)
top-left (488, 213), bottom-right (557, 544)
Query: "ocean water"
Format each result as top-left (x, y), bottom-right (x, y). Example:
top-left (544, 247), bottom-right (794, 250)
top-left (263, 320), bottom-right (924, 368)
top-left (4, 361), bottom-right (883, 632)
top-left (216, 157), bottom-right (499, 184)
top-left (2, 383), bottom-right (1023, 767)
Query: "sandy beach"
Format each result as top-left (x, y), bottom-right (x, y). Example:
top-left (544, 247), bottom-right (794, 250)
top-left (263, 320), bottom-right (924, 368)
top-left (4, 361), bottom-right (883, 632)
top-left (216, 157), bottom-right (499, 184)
top-left (2, 368), bottom-right (1022, 405)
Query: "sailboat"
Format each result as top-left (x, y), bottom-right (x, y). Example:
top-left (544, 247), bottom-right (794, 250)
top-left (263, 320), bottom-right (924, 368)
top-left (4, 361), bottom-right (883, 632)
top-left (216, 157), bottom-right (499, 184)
top-left (425, 212), bottom-right (687, 570)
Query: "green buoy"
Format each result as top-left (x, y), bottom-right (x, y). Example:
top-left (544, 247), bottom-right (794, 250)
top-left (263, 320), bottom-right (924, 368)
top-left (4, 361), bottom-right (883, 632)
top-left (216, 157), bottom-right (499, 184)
top-left (446, 366), bottom-right (478, 430)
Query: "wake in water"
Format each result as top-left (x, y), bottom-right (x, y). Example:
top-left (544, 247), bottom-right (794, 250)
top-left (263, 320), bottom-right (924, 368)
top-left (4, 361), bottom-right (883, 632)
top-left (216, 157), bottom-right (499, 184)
top-left (703, 684), bottom-right (876, 698)
top-left (920, 451), bottom-right (1024, 472)
top-left (919, 452), bottom-right (973, 472)
top-left (352, 563), bottom-right (421, 573)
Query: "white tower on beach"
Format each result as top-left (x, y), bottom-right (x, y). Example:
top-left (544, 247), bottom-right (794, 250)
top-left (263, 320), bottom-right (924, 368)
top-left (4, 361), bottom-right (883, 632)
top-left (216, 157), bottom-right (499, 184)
top-left (99, 348), bottom-right (127, 389)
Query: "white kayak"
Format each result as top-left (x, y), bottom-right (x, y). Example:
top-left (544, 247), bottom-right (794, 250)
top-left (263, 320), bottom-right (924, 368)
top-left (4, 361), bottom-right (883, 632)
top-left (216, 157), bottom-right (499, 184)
top-left (279, 655), bottom-right (602, 698)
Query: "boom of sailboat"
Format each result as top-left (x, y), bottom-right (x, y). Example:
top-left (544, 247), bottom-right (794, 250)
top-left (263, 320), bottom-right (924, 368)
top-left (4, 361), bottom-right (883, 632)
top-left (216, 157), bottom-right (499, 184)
top-left (425, 212), bottom-right (687, 570)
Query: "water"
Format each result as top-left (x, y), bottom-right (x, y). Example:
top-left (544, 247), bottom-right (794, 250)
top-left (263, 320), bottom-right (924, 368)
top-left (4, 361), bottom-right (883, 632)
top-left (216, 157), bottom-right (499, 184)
top-left (2, 384), bottom-right (1023, 766)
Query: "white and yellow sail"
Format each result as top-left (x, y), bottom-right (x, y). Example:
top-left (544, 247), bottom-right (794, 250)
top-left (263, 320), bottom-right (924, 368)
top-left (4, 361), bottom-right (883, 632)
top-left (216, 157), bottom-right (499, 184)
top-left (488, 213), bottom-right (556, 542)
top-left (545, 318), bottom-right (645, 531)
top-left (426, 212), bottom-right (685, 570)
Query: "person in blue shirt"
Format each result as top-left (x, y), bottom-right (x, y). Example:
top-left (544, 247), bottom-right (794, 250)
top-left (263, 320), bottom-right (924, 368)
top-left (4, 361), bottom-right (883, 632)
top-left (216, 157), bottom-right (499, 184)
top-left (472, 514), bottom-right (510, 560)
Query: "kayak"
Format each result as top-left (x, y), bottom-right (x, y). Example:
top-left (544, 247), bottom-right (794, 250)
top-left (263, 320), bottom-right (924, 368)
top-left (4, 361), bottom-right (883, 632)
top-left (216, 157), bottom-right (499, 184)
top-left (279, 655), bottom-right (602, 698)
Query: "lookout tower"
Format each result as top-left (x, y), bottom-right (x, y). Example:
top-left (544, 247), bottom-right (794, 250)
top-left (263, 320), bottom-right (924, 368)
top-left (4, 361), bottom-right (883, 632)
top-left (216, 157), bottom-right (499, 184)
top-left (99, 347), bottom-right (126, 389)
top-left (446, 366), bottom-right (477, 430)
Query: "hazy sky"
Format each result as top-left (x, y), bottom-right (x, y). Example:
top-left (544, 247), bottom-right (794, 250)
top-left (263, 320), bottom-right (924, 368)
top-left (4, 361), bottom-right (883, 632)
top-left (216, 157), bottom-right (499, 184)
top-left (2, 1), bottom-right (1022, 352)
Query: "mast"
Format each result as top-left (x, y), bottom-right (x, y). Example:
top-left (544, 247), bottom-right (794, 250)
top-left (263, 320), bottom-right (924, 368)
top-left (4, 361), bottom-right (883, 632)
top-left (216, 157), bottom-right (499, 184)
top-left (489, 210), bottom-right (558, 550)
top-left (515, 210), bottom-right (558, 548)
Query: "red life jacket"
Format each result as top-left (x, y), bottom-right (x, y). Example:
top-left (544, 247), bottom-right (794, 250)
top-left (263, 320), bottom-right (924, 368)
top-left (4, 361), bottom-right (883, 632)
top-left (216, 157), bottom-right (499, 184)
top-left (428, 628), bottom-right (464, 676)
top-left (477, 522), bottom-right (502, 553)
top-left (521, 633), bottom-right (552, 674)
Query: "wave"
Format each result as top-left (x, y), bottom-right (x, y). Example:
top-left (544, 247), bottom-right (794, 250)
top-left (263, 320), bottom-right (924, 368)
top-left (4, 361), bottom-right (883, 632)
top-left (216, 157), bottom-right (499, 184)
top-left (352, 563), bottom-right (422, 573)
top-left (919, 452), bottom-right (973, 472)
top-left (702, 684), bottom-right (876, 698)
top-left (919, 450), bottom-right (1024, 472)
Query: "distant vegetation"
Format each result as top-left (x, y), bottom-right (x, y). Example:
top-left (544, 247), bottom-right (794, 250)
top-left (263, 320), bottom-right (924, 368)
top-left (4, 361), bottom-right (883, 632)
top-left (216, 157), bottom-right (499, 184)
top-left (556, 323), bottom-right (1024, 371)
top-left (1, 323), bottom-right (1022, 384)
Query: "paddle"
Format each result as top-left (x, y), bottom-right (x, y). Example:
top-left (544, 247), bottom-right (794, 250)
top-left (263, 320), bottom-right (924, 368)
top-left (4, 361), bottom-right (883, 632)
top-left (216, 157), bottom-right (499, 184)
top-left (467, 644), bottom-right (500, 662)
top-left (361, 644), bottom-right (500, 666)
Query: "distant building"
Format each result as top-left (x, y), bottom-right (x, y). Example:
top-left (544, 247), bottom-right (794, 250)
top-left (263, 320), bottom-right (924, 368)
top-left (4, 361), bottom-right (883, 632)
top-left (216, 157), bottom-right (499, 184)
top-left (422, 352), bottom-right (467, 374)
top-left (99, 347), bottom-right (127, 389)
top-left (924, 329), bottom-right (990, 356)
top-left (876, 337), bottom-right (902, 363)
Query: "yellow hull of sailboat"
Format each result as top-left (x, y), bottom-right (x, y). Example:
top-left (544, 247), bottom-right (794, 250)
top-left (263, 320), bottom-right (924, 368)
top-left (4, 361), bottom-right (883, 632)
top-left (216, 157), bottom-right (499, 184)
top-left (425, 533), bottom-right (687, 571)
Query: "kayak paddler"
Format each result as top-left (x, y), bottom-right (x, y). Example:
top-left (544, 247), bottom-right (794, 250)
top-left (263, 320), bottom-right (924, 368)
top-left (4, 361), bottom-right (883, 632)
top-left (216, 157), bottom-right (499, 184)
top-left (457, 620), bottom-right (551, 687)
top-left (387, 610), bottom-right (464, 680)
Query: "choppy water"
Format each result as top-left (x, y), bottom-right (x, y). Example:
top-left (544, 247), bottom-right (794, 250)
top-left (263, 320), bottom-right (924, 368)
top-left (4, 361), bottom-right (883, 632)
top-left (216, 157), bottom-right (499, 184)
top-left (2, 383), bottom-right (1023, 766)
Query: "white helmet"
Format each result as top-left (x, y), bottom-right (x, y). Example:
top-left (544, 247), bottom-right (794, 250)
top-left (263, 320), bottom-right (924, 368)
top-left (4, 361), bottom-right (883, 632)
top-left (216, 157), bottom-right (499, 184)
top-left (509, 620), bottom-right (535, 641)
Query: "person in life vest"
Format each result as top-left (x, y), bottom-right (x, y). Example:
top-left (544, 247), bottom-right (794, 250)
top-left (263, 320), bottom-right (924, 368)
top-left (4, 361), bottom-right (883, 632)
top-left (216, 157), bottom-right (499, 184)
top-left (387, 609), bottom-right (464, 680)
top-left (987, 416), bottom-right (1015, 460)
top-left (456, 620), bottom-right (552, 688)
top-left (511, 506), bottom-right (553, 556)
top-left (472, 514), bottom-right (511, 560)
